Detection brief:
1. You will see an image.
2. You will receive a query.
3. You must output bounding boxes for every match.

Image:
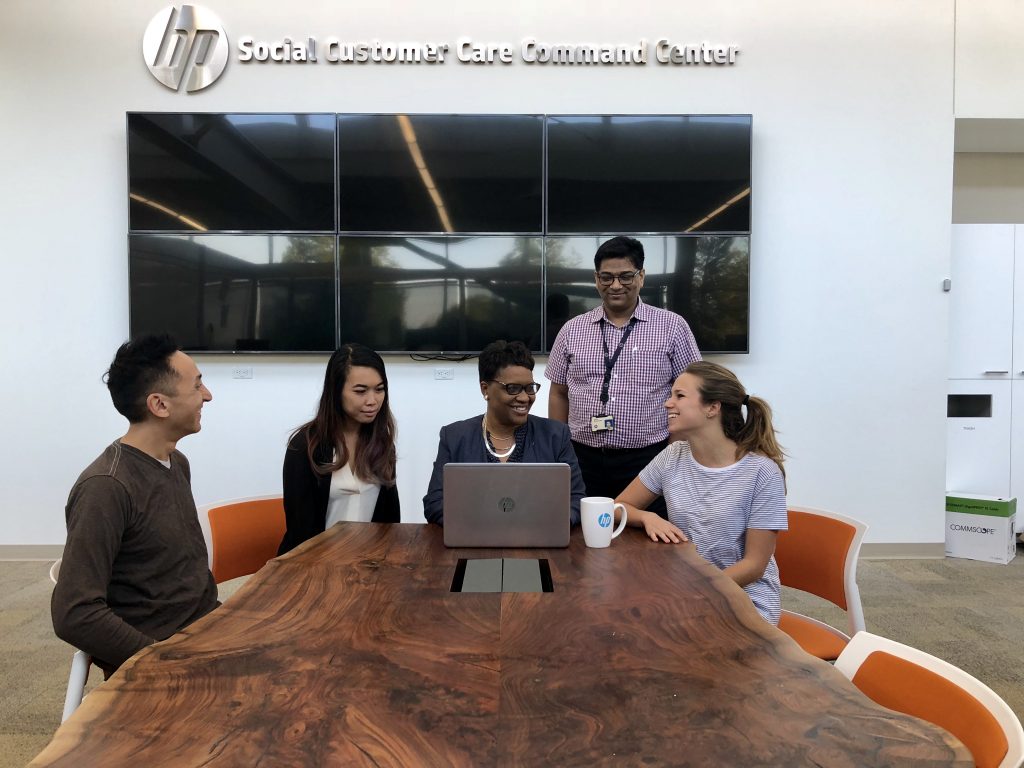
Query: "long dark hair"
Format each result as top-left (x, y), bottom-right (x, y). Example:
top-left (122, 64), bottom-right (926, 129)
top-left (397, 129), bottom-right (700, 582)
top-left (686, 361), bottom-right (786, 479)
top-left (296, 343), bottom-right (396, 485)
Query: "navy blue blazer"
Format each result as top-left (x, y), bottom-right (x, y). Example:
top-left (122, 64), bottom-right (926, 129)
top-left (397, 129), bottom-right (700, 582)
top-left (422, 414), bottom-right (585, 526)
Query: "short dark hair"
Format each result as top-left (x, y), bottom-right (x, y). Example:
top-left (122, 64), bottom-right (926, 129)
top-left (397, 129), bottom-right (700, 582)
top-left (105, 335), bottom-right (181, 423)
top-left (594, 236), bottom-right (645, 271)
top-left (478, 340), bottom-right (534, 382)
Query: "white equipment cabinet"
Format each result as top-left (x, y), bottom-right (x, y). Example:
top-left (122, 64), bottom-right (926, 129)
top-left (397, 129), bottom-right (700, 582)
top-left (948, 225), bottom-right (1014, 379)
top-left (948, 224), bottom-right (1024, 530)
top-left (946, 380), bottom-right (1011, 498)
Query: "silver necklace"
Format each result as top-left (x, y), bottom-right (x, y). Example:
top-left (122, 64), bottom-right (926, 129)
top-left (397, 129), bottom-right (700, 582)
top-left (482, 418), bottom-right (516, 459)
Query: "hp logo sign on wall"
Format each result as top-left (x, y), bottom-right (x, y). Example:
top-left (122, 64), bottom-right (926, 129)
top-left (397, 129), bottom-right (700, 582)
top-left (143, 5), bottom-right (229, 92)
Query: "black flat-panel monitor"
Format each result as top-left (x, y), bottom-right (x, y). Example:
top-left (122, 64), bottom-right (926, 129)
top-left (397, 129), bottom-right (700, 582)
top-left (337, 236), bottom-right (543, 352)
top-left (128, 113), bottom-right (336, 231)
top-left (337, 114), bottom-right (544, 233)
top-left (130, 234), bottom-right (336, 352)
top-left (545, 235), bottom-right (749, 353)
top-left (546, 115), bottom-right (752, 234)
top-left (126, 112), bottom-right (753, 355)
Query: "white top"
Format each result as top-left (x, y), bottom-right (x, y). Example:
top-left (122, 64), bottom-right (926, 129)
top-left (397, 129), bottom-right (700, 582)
top-left (325, 463), bottom-right (381, 527)
top-left (638, 441), bottom-right (787, 624)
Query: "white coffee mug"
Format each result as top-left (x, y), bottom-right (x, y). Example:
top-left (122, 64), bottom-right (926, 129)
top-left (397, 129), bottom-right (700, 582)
top-left (581, 496), bottom-right (628, 548)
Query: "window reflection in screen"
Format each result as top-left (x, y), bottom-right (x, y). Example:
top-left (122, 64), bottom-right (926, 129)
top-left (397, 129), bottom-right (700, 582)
top-left (128, 113), bottom-right (337, 232)
top-left (547, 115), bottom-right (751, 234)
top-left (130, 234), bottom-right (336, 352)
top-left (545, 236), bottom-right (749, 353)
top-left (338, 236), bottom-right (543, 353)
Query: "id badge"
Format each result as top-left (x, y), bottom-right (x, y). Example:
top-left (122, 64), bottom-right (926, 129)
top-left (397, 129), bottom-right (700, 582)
top-left (591, 414), bottom-right (615, 432)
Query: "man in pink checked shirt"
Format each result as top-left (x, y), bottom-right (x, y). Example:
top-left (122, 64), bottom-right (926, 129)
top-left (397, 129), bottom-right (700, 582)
top-left (545, 236), bottom-right (701, 519)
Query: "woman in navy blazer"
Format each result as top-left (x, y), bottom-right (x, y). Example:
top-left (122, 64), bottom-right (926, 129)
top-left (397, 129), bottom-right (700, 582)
top-left (423, 340), bottom-right (585, 526)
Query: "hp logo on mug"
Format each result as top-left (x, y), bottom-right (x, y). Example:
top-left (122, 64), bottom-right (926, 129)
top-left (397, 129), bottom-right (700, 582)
top-left (143, 5), bottom-right (229, 92)
top-left (598, 512), bottom-right (612, 528)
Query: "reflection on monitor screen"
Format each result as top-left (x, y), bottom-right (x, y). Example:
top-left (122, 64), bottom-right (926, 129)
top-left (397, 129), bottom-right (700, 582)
top-left (130, 234), bottom-right (336, 352)
top-left (547, 115), bottom-right (751, 234)
top-left (545, 235), bottom-right (749, 353)
top-left (337, 114), bottom-right (544, 233)
top-left (126, 113), bottom-right (753, 355)
top-left (128, 113), bottom-right (336, 231)
top-left (338, 236), bottom-right (543, 352)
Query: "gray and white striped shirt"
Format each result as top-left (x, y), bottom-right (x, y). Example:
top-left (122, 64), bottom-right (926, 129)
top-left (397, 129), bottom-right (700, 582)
top-left (639, 441), bottom-right (787, 624)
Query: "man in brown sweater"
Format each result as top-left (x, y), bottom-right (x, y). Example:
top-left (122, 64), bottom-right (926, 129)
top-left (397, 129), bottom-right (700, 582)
top-left (52, 335), bottom-right (218, 675)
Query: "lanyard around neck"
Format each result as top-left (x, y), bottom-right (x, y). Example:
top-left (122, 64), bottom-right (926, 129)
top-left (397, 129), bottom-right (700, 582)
top-left (599, 317), bottom-right (636, 407)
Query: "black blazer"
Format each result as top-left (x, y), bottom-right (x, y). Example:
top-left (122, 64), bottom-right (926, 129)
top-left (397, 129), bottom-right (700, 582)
top-left (422, 414), bottom-right (585, 526)
top-left (278, 430), bottom-right (400, 555)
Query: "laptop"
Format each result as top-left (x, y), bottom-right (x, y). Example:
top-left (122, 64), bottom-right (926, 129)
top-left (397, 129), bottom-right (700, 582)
top-left (443, 463), bottom-right (571, 548)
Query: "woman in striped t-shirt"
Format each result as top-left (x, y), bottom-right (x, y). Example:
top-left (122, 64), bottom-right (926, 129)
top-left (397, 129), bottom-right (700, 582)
top-left (614, 361), bottom-right (788, 624)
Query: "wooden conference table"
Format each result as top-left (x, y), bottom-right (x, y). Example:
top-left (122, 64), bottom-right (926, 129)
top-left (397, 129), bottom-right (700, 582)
top-left (32, 523), bottom-right (970, 766)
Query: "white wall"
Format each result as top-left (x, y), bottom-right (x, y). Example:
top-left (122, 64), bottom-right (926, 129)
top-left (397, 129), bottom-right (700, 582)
top-left (955, 0), bottom-right (1024, 118)
top-left (2, 0), bottom-right (956, 545)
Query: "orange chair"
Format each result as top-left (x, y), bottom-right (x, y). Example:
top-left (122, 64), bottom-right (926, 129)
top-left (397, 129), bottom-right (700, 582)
top-left (774, 506), bottom-right (867, 661)
top-left (197, 496), bottom-right (286, 584)
top-left (836, 631), bottom-right (1024, 768)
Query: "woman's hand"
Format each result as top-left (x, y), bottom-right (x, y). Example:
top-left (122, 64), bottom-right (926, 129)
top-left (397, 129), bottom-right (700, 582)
top-left (639, 511), bottom-right (689, 544)
top-left (615, 479), bottom-right (687, 543)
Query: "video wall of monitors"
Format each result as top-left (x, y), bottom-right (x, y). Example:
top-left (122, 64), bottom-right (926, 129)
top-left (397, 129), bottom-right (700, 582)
top-left (127, 113), bottom-right (752, 354)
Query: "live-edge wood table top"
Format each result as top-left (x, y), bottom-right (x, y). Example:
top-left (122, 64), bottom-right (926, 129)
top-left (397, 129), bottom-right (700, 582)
top-left (31, 523), bottom-right (971, 767)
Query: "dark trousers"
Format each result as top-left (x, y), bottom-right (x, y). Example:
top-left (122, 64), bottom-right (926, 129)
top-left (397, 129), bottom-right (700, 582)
top-left (571, 439), bottom-right (669, 519)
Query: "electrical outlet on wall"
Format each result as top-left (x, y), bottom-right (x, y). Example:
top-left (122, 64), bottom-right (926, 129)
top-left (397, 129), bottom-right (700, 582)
top-left (232, 367), bottom-right (253, 379)
top-left (434, 367), bottom-right (455, 380)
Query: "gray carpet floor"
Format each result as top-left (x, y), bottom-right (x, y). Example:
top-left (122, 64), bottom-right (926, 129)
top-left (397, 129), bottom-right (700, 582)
top-left (4, 549), bottom-right (1023, 767)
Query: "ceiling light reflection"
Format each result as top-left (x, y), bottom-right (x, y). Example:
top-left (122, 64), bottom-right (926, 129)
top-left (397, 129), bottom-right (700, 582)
top-left (684, 187), bottom-right (750, 233)
top-left (130, 193), bottom-right (208, 231)
top-left (396, 115), bottom-right (454, 233)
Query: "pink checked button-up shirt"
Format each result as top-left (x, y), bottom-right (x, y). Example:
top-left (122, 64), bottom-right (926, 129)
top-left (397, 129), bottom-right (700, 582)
top-left (545, 299), bottom-right (701, 449)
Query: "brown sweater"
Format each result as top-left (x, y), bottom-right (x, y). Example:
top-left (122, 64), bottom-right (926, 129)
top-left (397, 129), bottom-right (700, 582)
top-left (51, 441), bottom-right (218, 671)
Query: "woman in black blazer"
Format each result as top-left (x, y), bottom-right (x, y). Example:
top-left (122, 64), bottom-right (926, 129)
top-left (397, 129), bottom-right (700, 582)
top-left (422, 340), bottom-right (585, 526)
top-left (278, 343), bottom-right (400, 555)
